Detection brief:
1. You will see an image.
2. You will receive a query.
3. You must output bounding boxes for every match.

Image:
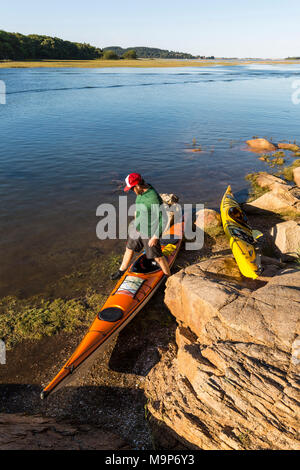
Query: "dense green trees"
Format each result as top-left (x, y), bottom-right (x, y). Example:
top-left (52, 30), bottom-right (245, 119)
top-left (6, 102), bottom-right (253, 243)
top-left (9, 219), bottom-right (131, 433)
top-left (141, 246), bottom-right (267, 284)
top-left (0, 30), bottom-right (207, 61)
top-left (122, 49), bottom-right (137, 59)
top-left (103, 46), bottom-right (198, 59)
top-left (102, 49), bottom-right (119, 60)
top-left (0, 30), bottom-right (103, 60)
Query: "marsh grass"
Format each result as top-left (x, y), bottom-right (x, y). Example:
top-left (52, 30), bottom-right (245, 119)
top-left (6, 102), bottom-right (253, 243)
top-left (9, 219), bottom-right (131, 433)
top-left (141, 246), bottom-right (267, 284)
top-left (0, 252), bottom-right (123, 349)
top-left (1, 58), bottom-right (300, 69)
top-left (246, 159), bottom-right (300, 214)
top-left (0, 249), bottom-right (129, 350)
top-left (0, 294), bottom-right (104, 349)
top-left (245, 172), bottom-right (269, 201)
top-left (274, 158), bottom-right (300, 181)
top-left (270, 157), bottom-right (285, 167)
top-left (259, 152), bottom-right (286, 167)
top-left (277, 209), bottom-right (300, 221)
top-left (247, 151), bottom-right (300, 200)
top-left (0, 58), bottom-right (234, 68)
top-left (205, 225), bottom-right (225, 239)
top-left (272, 151), bottom-right (285, 158)
top-left (104, 253), bottom-right (123, 272)
top-left (280, 158), bottom-right (300, 181)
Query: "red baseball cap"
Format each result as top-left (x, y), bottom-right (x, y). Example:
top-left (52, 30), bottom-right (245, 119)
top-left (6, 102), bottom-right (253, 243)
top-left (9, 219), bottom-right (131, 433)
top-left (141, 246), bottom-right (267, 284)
top-left (124, 173), bottom-right (142, 192)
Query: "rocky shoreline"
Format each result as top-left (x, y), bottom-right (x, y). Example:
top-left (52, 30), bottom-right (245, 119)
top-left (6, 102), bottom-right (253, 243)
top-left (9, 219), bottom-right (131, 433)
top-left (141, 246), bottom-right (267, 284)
top-left (145, 259), bottom-right (299, 449)
top-left (1, 140), bottom-right (299, 450)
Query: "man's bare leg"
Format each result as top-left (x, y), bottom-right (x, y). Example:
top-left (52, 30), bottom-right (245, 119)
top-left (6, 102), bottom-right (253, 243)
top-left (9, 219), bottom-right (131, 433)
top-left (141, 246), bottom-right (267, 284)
top-left (155, 256), bottom-right (171, 276)
top-left (111, 248), bottom-right (134, 280)
top-left (120, 247), bottom-right (135, 271)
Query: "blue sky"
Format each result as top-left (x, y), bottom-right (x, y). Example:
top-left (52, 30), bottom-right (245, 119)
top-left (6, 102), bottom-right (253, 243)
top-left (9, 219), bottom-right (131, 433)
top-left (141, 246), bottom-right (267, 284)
top-left (2, 0), bottom-right (300, 58)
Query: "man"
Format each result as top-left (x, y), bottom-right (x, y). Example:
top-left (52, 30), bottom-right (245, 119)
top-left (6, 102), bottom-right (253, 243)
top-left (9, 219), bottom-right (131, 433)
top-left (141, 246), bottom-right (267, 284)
top-left (111, 173), bottom-right (171, 280)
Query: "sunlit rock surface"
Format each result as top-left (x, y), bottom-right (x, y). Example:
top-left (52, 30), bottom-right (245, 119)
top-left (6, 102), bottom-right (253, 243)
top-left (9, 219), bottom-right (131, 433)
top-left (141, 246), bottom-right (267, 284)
top-left (145, 257), bottom-right (300, 450)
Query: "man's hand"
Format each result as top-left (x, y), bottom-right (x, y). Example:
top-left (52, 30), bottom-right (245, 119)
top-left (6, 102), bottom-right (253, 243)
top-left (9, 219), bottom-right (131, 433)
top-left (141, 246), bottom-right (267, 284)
top-left (148, 235), bottom-right (158, 247)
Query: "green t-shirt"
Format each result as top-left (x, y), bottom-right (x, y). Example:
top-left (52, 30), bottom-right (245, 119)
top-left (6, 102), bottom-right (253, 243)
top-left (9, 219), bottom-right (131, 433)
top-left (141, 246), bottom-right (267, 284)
top-left (135, 185), bottom-right (167, 238)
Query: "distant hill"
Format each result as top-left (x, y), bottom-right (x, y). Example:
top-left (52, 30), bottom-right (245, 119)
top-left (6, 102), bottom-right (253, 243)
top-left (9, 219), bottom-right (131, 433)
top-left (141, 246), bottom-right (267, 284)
top-left (0, 30), bottom-right (102, 60)
top-left (103, 46), bottom-right (200, 59)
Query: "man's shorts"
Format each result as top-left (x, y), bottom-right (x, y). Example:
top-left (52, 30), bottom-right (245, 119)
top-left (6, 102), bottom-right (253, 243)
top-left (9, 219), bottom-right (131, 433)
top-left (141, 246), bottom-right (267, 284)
top-left (127, 224), bottom-right (163, 259)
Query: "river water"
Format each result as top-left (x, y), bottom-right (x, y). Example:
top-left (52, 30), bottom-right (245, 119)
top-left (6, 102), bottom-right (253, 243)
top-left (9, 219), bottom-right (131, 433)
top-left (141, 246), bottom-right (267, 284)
top-left (1, 64), bottom-right (300, 296)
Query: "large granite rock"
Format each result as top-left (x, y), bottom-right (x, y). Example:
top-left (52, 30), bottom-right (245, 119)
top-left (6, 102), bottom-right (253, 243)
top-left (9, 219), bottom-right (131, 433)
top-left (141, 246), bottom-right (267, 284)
top-left (270, 220), bottom-right (300, 259)
top-left (255, 173), bottom-right (287, 191)
top-left (246, 138), bottom-right (276, 152)
top-left (145, 257), bottom-right (300, 450)
top-left (278, 143), bottom-right (299, 152)
top-left (246, 184), bottom-right (300, 214)
top-left (195, 208), bottom-right (222, 231)
top-left (164, 258), bottom-right (299, 349)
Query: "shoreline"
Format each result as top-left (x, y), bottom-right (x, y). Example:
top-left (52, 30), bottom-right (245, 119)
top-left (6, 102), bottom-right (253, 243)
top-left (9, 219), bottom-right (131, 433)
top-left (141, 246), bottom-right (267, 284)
top-left (0, 146), bottom-right (299, 450)
top-left (1, 58), bottom-right (300, 68)
top-left (1, 153), bottom-right (299, 350)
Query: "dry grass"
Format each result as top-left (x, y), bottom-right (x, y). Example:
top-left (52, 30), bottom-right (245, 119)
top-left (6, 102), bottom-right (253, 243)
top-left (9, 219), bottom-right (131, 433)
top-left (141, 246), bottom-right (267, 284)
top-left (1, 58), bottom-right (300, 69)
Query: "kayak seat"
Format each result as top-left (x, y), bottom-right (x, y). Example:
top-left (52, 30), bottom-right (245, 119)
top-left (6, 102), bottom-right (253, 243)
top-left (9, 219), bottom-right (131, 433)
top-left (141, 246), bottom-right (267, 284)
top-left (228, 207), bottom-right (250, 228)
top-left (98, 307), bottom-right (123, 322)
top-left (130, 255), bottom-right (161, 274)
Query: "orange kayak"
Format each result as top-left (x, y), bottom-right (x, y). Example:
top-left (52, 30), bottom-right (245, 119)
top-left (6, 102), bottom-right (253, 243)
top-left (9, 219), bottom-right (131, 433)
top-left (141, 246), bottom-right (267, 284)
top-left (40, 220), bottom-right (184, 399)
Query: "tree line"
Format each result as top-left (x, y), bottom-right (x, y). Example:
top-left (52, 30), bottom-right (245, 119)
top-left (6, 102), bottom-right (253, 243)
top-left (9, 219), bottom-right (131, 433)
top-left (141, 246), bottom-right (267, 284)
top-left (0, 30), bottom-right (103, 60)
top-left (103, 46), bottom-right (198, 59)
top-left (0, 30), bottom-right (208, 61)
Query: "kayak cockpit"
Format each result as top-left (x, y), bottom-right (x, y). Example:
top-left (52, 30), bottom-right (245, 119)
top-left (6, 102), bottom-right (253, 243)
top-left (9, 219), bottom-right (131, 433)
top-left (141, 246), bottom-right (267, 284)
top-left (228, 207), bottom-right (250, 229)
top-left (130, 255), bottom-right (161, 274)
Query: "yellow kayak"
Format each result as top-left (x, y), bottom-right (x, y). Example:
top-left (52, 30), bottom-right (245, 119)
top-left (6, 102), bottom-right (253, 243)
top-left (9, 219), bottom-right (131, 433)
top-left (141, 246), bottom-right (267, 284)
top-left (220, 186), bottom-right (262, 279)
